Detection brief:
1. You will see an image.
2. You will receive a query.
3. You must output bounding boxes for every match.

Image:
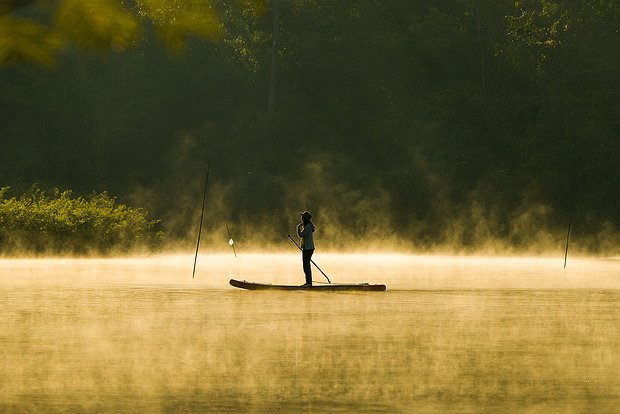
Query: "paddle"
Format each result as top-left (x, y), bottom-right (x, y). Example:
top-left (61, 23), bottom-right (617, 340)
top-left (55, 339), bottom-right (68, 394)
top-left (287, 234), bottom-right (331, 284)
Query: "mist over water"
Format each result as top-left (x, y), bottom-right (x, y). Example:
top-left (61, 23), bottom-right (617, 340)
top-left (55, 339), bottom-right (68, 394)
top-left (1, 254), bottom-right (620, 413)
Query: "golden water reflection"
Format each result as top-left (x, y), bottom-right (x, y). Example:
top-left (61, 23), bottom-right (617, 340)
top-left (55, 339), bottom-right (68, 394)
top-left (1, 254), bottom-right (619, 412)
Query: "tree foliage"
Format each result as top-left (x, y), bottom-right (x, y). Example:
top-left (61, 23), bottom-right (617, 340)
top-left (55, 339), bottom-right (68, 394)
top-left (0, 0), bottom-right (266, 66)
top-left (0, 186), bottom-right (163, 255)
top-left (1, 0), bottom-right (619, 253)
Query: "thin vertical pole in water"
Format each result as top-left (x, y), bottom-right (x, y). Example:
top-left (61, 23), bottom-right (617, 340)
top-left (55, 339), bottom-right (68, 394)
top-left (563, 218), bottom-right (572, 269)
top-left (193, 157), bottom-right (211, 279)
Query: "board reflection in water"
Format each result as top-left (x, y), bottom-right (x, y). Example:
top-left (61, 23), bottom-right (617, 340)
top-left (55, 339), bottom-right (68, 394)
top-left (1, 254), bottom-right (619, 412)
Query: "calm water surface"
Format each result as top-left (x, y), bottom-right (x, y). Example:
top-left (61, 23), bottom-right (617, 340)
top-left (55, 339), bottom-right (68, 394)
top-left (1, 254), bottom-right (619, 413)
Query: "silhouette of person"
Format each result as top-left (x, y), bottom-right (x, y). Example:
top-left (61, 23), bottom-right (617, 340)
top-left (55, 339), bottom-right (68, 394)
top-left (296, 211), bottom-right (315, 286)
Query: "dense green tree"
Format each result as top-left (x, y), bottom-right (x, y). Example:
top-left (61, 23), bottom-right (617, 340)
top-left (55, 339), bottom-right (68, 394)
top-left (0, 185), bottom-right (163, 254)
top-left (506, 0), bottom-right (620, 228)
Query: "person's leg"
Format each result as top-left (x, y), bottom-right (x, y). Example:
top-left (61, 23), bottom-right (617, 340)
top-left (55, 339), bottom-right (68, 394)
top-left (302, 249), bottom-right (313, 285)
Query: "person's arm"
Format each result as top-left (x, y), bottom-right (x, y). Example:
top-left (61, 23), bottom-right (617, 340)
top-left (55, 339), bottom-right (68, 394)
top-left (296, 223), bottom-right (304, 238)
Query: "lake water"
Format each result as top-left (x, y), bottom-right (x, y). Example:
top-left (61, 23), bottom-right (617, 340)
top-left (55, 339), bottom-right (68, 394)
top-left (1, 253), bottom-right (619, 413)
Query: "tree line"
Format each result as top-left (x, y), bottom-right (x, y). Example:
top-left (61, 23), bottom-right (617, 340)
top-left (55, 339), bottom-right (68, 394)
top-left (1, 0), bottom-right (619, 254)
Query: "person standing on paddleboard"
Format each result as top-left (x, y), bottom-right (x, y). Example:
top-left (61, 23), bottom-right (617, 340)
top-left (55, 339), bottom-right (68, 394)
top-left (297, 211), bottom-right (315, 287)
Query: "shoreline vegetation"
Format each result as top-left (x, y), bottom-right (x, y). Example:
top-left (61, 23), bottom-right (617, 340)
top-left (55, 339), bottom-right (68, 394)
top-left (0, 186), bottom-right (163, 256)
top-left (0, 183), bottom-right (617, 258)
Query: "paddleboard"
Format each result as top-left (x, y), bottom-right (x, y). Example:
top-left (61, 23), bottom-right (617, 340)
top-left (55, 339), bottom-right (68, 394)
top-left (229, 278), bottom-right (386, 291)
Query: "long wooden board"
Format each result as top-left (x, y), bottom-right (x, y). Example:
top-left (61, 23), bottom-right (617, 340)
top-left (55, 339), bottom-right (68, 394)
top-left (229, 279), bottom-right (386, 291)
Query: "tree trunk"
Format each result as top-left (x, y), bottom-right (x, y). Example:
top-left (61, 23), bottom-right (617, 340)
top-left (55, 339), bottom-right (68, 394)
top-left (267, 0), bottom-right (279, 114)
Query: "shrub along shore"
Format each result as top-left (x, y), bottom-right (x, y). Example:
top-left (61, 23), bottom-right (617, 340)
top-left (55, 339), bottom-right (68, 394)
top-left (0, 186), bottom-right (164, 256)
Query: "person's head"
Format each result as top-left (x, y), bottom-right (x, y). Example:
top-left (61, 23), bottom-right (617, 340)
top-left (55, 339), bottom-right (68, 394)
top-left (301, 211), bottom-right (312, 224)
